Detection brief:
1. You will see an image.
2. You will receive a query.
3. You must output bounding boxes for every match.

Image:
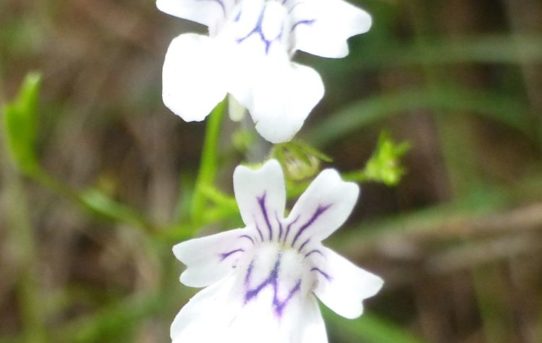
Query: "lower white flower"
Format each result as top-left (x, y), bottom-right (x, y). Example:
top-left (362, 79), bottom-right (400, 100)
top-left (171, 160), bottom-right (383, 343)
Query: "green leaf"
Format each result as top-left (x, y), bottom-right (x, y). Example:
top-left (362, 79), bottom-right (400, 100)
top-left (307, 86), bottom-right (532, 147)
top-left (79, 188), bottom-right (153, 232)
top-left (55, 292), bottom-right (165, 343)
top-left (2, 73), bottom-right (41, 175)
top-left (351, 35), bottom-right (542, 70)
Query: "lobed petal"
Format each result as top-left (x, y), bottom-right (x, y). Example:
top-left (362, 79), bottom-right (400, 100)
top-left (291, 0), bottom-right (372, 58)
top-left (229, 53), bottom-right (324, 143)
top-left (162, 33), bottom-right (228, 122)
top-left (173, 228), bottom-right (253, 288)
top-left (286, 169), bottom-right (359, 246)
top-left (297, 297), bottom-right (328, 343)
top-left (171, 273), bottom-right (328, 343)
top-left (233, 160), bottom-right (286, 240)
top-left (171, 275), bottom-right (240, 341)
top-left (250, 61), bottom-right (324, 143)
top-left (313, 247), bottom-right (383, 319)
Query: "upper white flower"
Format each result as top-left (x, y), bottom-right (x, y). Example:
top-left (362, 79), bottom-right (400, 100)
top-left (171, 159), bottom-right (383, 343)
top-left (157, 0), bottom-right (372, 143)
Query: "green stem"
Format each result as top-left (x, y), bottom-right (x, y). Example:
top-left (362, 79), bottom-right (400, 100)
top-left (30, 169), bottom-right (156, 234)
top-left (2, 142), bottom-right (46, 343)
top-left (190, 101), bottom-right (226, 229)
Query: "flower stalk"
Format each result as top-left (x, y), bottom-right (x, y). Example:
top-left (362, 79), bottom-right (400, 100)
top-left (190, 100), bottom-right (226, 229)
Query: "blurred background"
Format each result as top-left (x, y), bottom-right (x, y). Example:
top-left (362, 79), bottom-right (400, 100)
top-left (1, 0), bottom-right (542, 342)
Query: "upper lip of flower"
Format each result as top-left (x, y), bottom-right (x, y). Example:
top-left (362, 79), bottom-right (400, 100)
top-left (171, 160), bottom-right (384, 342)
top-left (157, 0), bottom-right (373, 58)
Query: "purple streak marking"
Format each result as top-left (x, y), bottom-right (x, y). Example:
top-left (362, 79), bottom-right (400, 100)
top-left (244, 256), bottom-right (281, 302)
top-left (298, 238), bottom-right (310, 253)
top-left (311, 267), bottom-right (332, 281)
top-left (253, 218), bottom-right (265, 241)
top-left (244, 254), bottom-right (302, 317)
top-left (257, 193), bottom-right (274, 240)
top-left (275, 213), bottom-right (284, 241)
top-left (282, 215), bottom-right (300, 243)
top-left (234, 8), bottom-right (242, 22)
top-left (245, 260), bottom-right (254, 285)
top-left (273, 279), bottom-right (301, 316)
top-left (304, 249), bottom-right (324, 259)
top-left (220, 248), bottom-right (245, 261)
top-left (291, 19), bottom-right (316, 32)
top-left (239, 234), bottom-right (255, 245)
top-left (236, 6), bottom-right (284, 54)
top-left (291, 204), bottom-right (332, 246)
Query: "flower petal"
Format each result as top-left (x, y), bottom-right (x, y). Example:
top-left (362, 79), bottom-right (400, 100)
top-left (228, 296), bottom-right (328, 343)
top-left (173, 228), bottom-right (254, 288)
top-left (291, 0), bottom-right (372, 58)
top-left (162, 33), bottom-right (228, 122)
top-left (172, 273), bottom-right (328, 343)
top-left (171, 275), bottom-right (240, 341)
top-left (225, 295), bottom-right (328, 343)
top-left (157, 0), bottom-right (231, 29)
top-left (229, 55), bottom-right (324, 143)
top-left (285, 169), bottom-right (359, 247)
top-left (313, 247), bottom-right (383, 319)
top-left (298, 297), bottom-right (328, 343)
top-left (251, 62), bottom-right (324, 143)
top-left (233, 160), bottom-right (286, 241)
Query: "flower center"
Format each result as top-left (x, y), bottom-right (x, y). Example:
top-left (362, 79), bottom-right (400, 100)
top-left (238, 242), bottom-right (315, 317)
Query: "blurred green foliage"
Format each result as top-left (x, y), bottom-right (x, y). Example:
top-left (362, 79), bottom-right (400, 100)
top-left (3, 73), bottom-right (41, 176)
top-left (346, 131), bottom-right (410, 186)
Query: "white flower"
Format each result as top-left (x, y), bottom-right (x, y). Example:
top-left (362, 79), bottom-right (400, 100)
top-left (157, 0), bottom-right (372, 143)
top-left (171, 160), bottom-right (383, 343)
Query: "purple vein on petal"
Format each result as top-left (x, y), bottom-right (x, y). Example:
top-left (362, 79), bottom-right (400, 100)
top-left (298, 238), bottom-right (310, 253)
top-left (234, 7), bottom-right (242, 22)
top-left (311, 267), bottom-right (332, 281)
top-left (253, 216), bottom-right (265, 242)
top-left (275, 212), bottom-right (284, 241)
top-left (244, 253), bottom-right (302, 316)
top-left (220, 248), bottom-right (245, 261)
top-left (257, 193), bottom-right (274, 240)
top-left (245, 260), bottom-right (254, 285)
top-left (291, 18), bottom-right (316, 32)
top-left (239, 234), bottom-right (255, 245)
top-left (304, 249), bottom-right (324, 259)
top-left (273, 279), bottom-right (301, 317)
top-left (236, 5), bottom-right (284, 54)
top-left (282, 215), bottom-right (300, 243)
top-left (245, 255), bottom-right (281, 302)
top-left (291, 204), bottom-right (332, 246)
